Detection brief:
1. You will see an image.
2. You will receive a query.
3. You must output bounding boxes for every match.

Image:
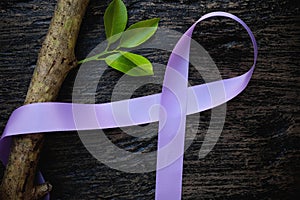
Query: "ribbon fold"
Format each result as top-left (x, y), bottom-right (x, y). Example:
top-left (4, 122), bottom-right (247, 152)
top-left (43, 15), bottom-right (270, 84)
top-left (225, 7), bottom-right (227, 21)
top-left (0, 12), bottom-right (257, 200)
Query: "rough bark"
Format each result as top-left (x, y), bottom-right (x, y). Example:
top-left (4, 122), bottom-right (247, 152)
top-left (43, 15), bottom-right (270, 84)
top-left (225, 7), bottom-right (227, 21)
top-left (0, 0), bottom-right (89, 199)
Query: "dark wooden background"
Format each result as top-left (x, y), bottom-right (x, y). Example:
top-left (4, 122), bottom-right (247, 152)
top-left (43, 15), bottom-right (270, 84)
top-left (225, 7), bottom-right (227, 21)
top-left (0, 0), bottom-right (299, 199)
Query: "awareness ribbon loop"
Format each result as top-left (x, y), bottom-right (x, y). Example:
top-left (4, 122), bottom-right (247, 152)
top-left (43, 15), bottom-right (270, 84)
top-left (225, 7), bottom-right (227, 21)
top-left (0, 12), bottom-right (257, 200)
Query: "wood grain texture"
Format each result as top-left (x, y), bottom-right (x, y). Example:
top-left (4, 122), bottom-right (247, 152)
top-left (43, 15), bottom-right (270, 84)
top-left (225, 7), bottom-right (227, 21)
top-left (0, 0), bottom-right (299, 199)
top-left (0, 0), bottom-right (89, 199)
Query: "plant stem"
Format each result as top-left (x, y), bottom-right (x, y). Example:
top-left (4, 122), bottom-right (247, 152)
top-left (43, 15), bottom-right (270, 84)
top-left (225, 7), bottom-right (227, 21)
top-left (78, 49), bottom-right (121, 64)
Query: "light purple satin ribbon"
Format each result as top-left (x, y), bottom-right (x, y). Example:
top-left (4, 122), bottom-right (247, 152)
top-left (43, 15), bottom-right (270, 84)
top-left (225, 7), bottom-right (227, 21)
top-left (0, 12), bottom-right (257, 200)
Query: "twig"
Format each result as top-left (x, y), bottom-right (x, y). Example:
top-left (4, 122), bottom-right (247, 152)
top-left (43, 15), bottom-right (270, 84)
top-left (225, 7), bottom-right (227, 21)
top-left (0, 0), bottom-right (89, 199)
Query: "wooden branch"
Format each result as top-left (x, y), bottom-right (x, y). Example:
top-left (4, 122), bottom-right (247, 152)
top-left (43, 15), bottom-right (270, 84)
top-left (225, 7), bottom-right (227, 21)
top-left (0, 0), bottom-right (89, 199)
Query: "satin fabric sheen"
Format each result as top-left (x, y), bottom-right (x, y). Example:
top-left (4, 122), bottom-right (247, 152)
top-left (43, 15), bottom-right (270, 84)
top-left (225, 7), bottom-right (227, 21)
top-left (0, 12), bottom-right (257, 200)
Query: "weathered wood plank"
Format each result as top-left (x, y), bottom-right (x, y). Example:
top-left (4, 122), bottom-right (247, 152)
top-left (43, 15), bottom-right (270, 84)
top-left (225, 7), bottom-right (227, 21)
top-left (1, 0), bottom-right (299, 199)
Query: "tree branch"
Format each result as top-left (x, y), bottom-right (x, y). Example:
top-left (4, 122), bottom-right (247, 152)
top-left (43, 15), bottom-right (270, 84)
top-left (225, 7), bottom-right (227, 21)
top-left (0, 0), bottom-right (89, 199)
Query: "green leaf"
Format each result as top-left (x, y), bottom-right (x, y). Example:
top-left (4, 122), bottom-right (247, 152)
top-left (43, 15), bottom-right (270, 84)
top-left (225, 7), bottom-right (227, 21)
top-left (105, 51), bottom-right (153, 76)
top-left (104, 0), bottom-right (128, 44)
top-left (119, 18), bottom-right (160, 48)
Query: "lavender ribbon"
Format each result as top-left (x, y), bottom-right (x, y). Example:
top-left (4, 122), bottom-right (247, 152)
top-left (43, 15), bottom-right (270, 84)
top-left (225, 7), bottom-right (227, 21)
top-left (0, 12), bottom-right (257, 200)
